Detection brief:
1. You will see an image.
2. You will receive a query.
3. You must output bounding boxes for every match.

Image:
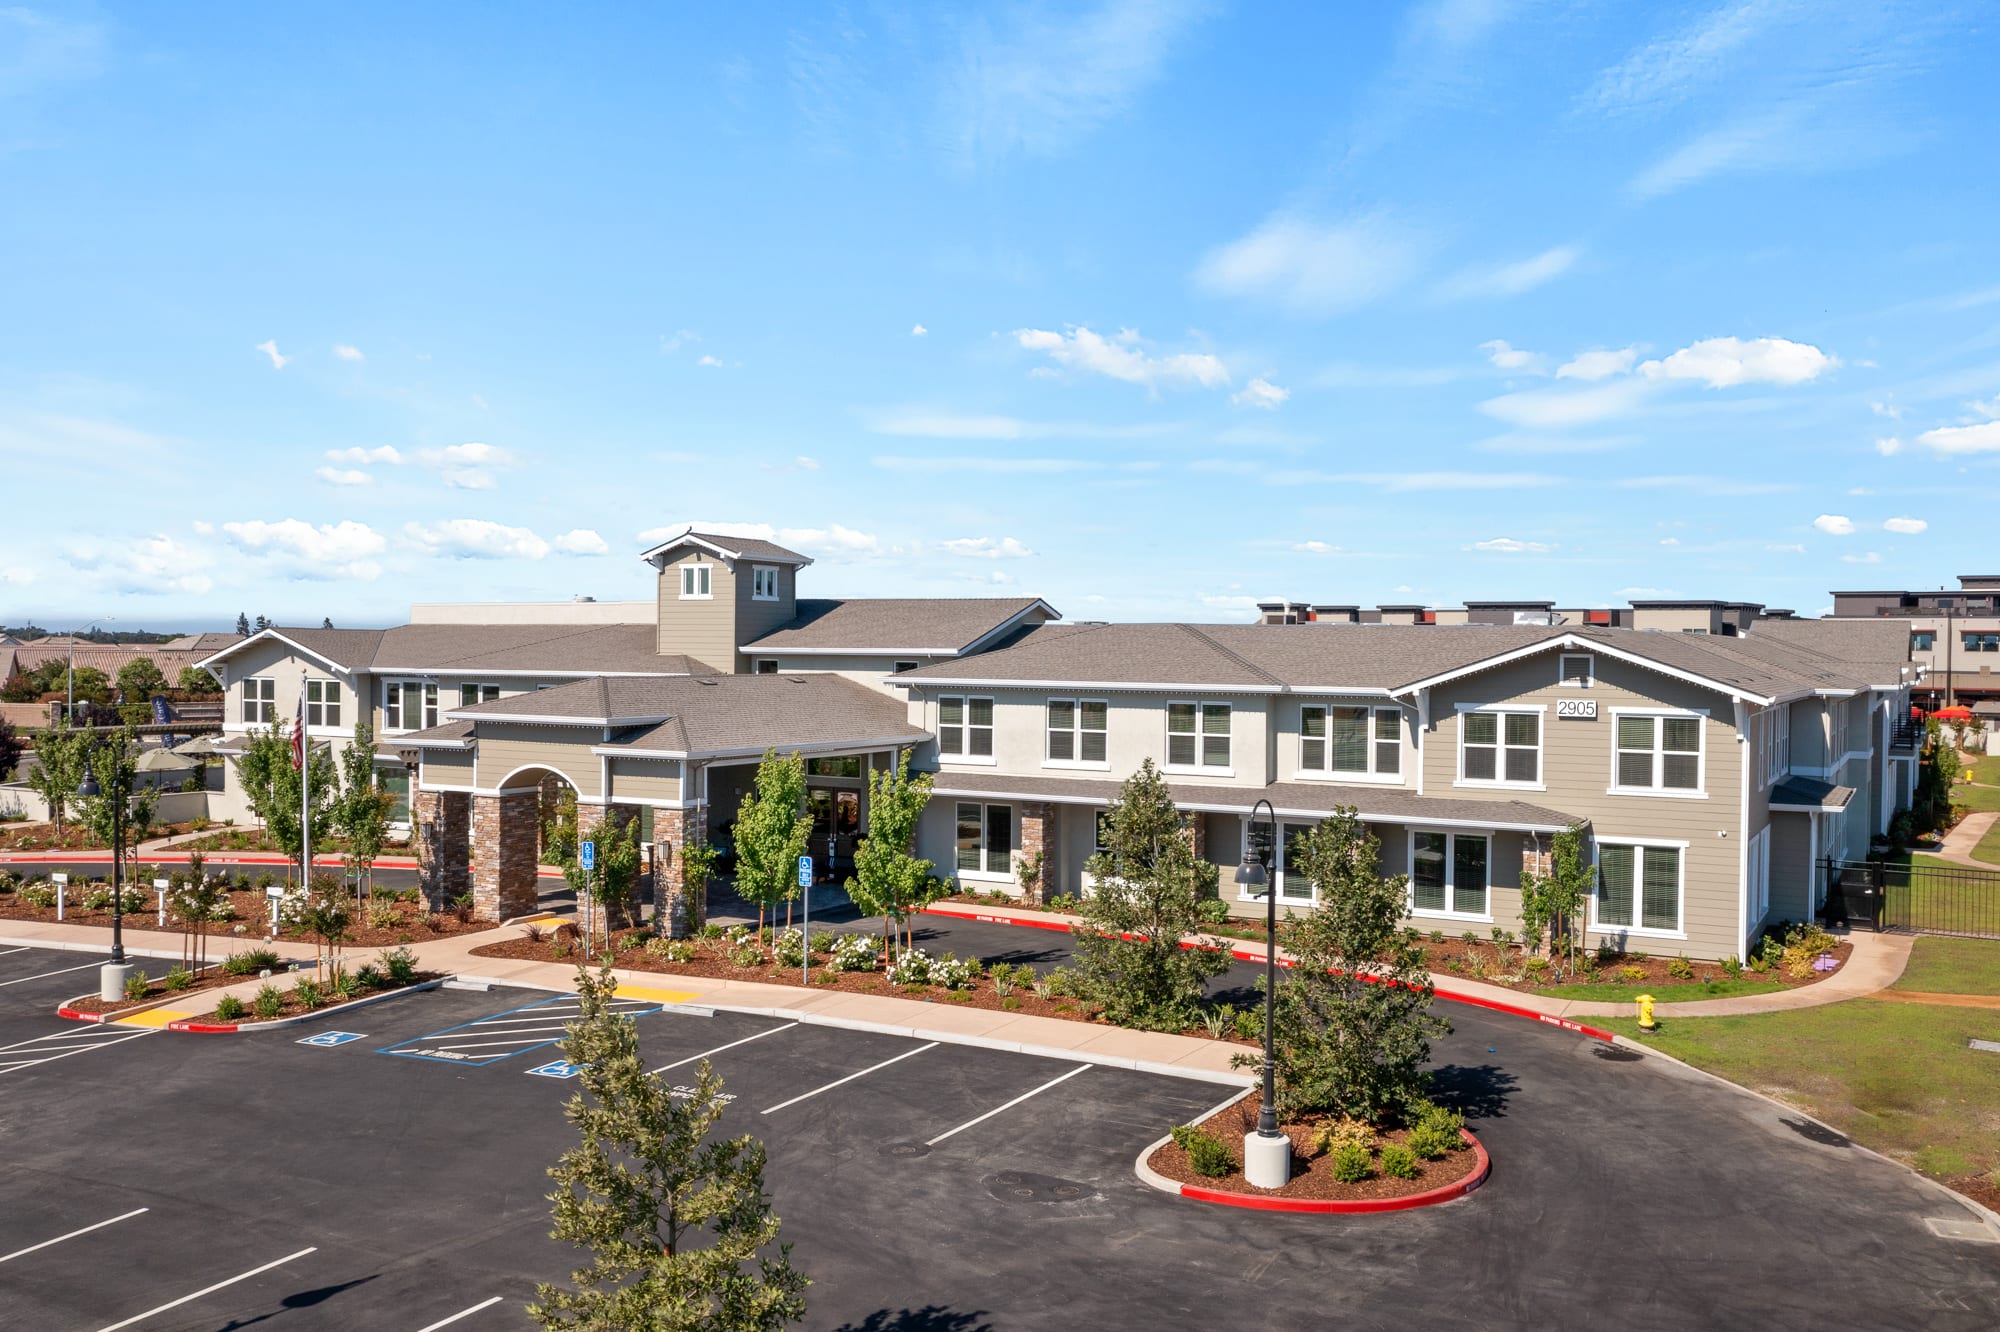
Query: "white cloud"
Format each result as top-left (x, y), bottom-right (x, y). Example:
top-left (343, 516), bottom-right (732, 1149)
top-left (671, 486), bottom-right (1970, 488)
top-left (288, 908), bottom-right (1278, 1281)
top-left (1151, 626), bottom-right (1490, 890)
top-left (1192, 213), bottom-right (1423, 315)
top-left (863, 410), bottom-right (1176, 440)
top-left (1294, 540), bottom-right (1339, 554)
top-left (1765, 543), bottom-right (1805, 554)
top-left (442, 469), bottom-right (495, 490)
top-left (552, 529), bottom-right (611, 555)
top-left (940, 536), bottom-right (1034, 560)
top-left (403, 519), bottom-right (550, 561)
top-left (696, 354), bottom-right (724, 368)
top-left (636, 521), bottom-right (776, 545)
top-left (1014, 326), bottom-right (1228, 389)
top-left (1639, 336), bottom-right (1836, 388)
top-left (1874, 436), bottom-right (1903, 456)
top-left (659, 330), bottom-right (700, 354)
top-left (1882, 517), bottom-right (1928, 535)
top-left (326, 445), bottom-right (404, 465)
top-left (1916, 421), bottom-right (2000, 455)
top-left (314, 467), bottom-right (371, 486)
top-left (1660, 537), bottom-right (1680, 546)
top-left (221, 518), bottom-right (386, 579)
top-left (1468, 537), bottom-right (1555, 553)
top-left (1628, 104), bottom-right (1811, 200)
top-left (0, 563), bottom-right (34, 586)
top-left (1871, 401), bottom-right (1902, 419)
top-left (1231, 377), bottom-right (1289, 410)
top-left (1813, 514), bottom-right (1855, 535)
top-left (255, 340), bottom-right (289, 370)
top-left (1841, 551), bottom-right (1883, 565)
top-left (1583, 0), bottom-right (1797, 113)
top-left (911, 324), bottom-right (928, 337)
top-left (433, 441), bottom-right (504, 465)
top-left (778, 524), bottom-right (886, 557)
top-left (1479, 378), bottom-right (1654, 428)
top-left (416, 441), bottom-right (512, 490)
top-left (1557, 347), bottom-right (1639, 381)
top-left (333, 344), bottom-right (364, 362)
top-left (67, 532), bottom-right (213, 596)
top-left (1437, 245), bottom-right (1580, 300)
top-left (1973, 396), bottom-right (2000, 420)
top-left (1479, 339), bottom-right (1540, 371)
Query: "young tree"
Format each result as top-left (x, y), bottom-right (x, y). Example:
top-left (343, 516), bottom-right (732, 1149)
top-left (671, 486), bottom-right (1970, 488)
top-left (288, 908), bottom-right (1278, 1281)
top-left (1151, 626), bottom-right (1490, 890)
top-left (321, 616), bottom-right (334, 630)
top-left (1243, 807), bottom-right (1450, 1123)
top-left (843, 753), bottom-right (940, 958)
top-left (254, 614), bottom-right (270, 632)
top-left (175, 665), bottom-right (220, 696)
top-left (1519, 824), bottom-right (1592, 977)
top-left (77, 727), bottom-right (160, 885)
top-left (298, 874), bottom-right (353, 980)
top-left (26, 717), bottom-right (90, 833)
top-left (530, 960), bottom-right (808, 1331)
top-left (332, 720), bottom-right (395, 900)
top-left (0, 666), bottom-right (37, 703)
top-left (565, 809), bottom-right (644, 929)
top-left (231, 722), bottom-right (339, 878)
top-left (115, 657), bottom-right (168, 702)
top-left (170, 849), bottom-right (226, 975)
top-left (67, 666), bottom-right (113, 711)
top-left (674, 836), bottom-right (719, 938)
top-left (1074, 760), bottom-right (1232, 1032)
top-left (235, 612), bottom-right (251, 636)
top-left (0, 717), bottom-right (22, 782)
top-left (732, 750), bottom-right (811, 934)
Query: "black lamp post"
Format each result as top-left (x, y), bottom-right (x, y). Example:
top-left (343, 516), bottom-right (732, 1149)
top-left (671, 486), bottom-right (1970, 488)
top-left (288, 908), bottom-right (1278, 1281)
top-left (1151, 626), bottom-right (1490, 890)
top-left (77, 756), bottom-right (128, 968)
top-left (1233, 798), bottom-right (1285, 1173)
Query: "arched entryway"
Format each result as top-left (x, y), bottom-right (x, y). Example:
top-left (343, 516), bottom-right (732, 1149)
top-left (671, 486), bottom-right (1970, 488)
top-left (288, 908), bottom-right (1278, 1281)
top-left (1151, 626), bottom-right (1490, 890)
top-left (476, 764), bottom-right (585, 921)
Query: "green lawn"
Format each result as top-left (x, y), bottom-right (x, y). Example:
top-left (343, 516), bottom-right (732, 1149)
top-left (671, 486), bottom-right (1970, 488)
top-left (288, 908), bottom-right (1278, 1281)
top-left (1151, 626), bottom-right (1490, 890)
top-left (1604, 1001), bottom-right (2000, 1183)
top-left (1951, 778), bottom-right (2000, 814)
top-left (1892, 935), bottom-right (2000, 995)
top-left (1973, 819), bottom-right (2000, 868)
top-left (1968, 753), bottom-right (2000, 786)
top-left (1534, 977), bottom-right (1788, 1003)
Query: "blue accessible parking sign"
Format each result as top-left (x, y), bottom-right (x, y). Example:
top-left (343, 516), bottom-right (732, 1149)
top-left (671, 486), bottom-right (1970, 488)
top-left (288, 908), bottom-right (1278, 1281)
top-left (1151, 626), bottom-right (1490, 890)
top-left (296, 1031), bottom-right (367, 1048)
top-left (580, 841), bottom-right (595, 870)
top-left (797, 855), bottom-right (813, 888)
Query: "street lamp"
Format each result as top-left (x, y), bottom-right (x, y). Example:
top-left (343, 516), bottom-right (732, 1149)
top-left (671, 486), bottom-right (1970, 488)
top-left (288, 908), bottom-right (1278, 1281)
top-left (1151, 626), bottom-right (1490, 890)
top-left (1233, 797), bottom-right (1288, 1188)
top-left (78, 754), bottom-right (135, 1001)
top-left (67, 616), bottom-right (114, 723)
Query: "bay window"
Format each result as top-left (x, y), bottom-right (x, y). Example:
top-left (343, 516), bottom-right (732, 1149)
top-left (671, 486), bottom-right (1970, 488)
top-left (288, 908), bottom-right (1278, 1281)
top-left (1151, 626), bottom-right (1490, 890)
top-left (1046, 699), bottom-right (1108, 764)
top-left (1410, 830), bottom-right (1489, 918)
top-left (1168, 702), bottom-right (1230, 769)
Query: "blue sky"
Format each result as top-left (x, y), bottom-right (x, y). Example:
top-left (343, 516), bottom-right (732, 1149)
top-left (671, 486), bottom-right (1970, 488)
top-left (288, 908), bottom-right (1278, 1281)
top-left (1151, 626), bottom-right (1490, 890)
top-left (2, 1), bottom-right (1996, 630)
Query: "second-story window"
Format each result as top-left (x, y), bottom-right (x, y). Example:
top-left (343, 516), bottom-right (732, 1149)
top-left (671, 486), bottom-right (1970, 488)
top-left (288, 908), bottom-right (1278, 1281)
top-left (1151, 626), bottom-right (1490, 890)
top-left (939, 696), bottom-right (993, 758)
top-left (241, 677), bottom-right (275, 724)
top-left (1910, 631), bottom-right (1934, 652)
top-left (385, 681), bottom-right (438, 732)
top-left (1168, 702), bottom-right (1230, 768)
top-left (305, 679), bottom-right (341, 727)
top-left (1965, 632), bottom-right (2000, 653)
top-left (750, 565), bottom-right (779, 601)
top-left (1046, 699), bottom-right (1108, 763)
top-left (459, 684), bottom-right (501, 706)
top-left (679, 564), bottom-right (712, 599)
top-left (1301, 705), bottom-right (1400, 777)
top-left (1615, 714), bottom-right (1703, 792)
top-left (1461, 710), bottom-right (1539, 784)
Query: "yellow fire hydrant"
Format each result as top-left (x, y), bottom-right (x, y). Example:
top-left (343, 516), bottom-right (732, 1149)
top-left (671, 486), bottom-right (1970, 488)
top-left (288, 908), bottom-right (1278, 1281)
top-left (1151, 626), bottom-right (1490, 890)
top-left (1636, 994), bottom-right (1658, 1032)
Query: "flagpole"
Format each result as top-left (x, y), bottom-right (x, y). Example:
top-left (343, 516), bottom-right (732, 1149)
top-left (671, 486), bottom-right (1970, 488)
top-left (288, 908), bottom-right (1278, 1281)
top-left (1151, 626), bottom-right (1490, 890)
top-left (299, 669), bottom-right (311, 893)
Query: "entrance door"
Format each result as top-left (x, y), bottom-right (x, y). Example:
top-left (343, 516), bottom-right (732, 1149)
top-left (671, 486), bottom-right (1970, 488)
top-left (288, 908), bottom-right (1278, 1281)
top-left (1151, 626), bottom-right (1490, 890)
top-left (807, 789), bottom-right (861, 881)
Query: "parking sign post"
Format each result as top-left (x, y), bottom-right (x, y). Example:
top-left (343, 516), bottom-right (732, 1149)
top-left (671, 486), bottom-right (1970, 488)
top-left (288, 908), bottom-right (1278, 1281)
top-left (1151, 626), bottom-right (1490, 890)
top-left (797, 855), bottom-right (813, 986)
top-left (579, 841), bottom-right (596, 956)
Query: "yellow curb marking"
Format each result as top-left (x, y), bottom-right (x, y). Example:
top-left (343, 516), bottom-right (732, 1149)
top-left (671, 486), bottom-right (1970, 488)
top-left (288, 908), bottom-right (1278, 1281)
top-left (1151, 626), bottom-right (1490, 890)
top-left (113, 1008), bottom-right (198, 1028)
top-left (610, 985), bottom-right (701, 1006)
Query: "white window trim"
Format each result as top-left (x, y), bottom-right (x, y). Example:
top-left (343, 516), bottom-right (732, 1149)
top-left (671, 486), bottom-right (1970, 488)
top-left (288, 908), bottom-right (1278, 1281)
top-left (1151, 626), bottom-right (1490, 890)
top-left (384, 679), bottom-right (439, 734)
top-left (240, 676), bottom-right (276, 725)
top-left (1406, 827), bottom-right (1494, 923)
top-left (1589, 836), bottom-right (1689, 941)
top-left (1043, 697), bottom-right (1111, 771)
top-left (1165, 700), bottom-right (1232, 774)
top-left (750, 565), bottom-right (780, 602)
top-left (678, 563), bottom-right (714, 600)
top-left (937, 695), bottom-right (997, 767)
top-left (1452, 703), bottom-right (1546, 792)
top-left (1607, 706), bottom-right (1710, 799)
top-left (304, 677), bottom-right (344, 732)
top-left (752, 658), bottom-right (779, 675)
top-left (952, 800), bottom-right (1014, 883)
top-left (1236, 816), bottom-right (1318, 905)
top-left (1558, 653), bottom-right (1595, 688)
top-left (1767, 706), bottom-right (1789, 786)
top-left (1296, 702), bottom-right (1405, 784)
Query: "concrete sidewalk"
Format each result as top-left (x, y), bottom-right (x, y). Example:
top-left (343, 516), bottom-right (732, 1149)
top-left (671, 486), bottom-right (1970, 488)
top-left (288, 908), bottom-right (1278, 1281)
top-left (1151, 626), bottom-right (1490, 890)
top-left (1936, 808), bottom-right (1999, 869)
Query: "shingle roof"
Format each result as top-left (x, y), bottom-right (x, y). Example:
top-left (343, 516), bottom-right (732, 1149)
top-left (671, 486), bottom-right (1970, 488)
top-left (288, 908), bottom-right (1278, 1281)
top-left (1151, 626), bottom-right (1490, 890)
top-left (451, 673), bottom-right (928, 757)
top-left (1770, 776), bottom-right (1855, 810)
top-left (199, 624), bottom-right (695, 676)
top-left (637, 527), bottom-right (813, 566)
top-left (926, 770), bottom-right (1580, 831)
top-left (747, 598), bottom-right (1054, 655)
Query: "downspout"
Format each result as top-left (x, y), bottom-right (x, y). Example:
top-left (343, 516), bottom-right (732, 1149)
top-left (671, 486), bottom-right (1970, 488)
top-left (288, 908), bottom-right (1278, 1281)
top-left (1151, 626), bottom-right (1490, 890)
top-left (1415, 688), bottom-right (1430, 796)
top-left (1734, 698), bottom-right (1751, 958)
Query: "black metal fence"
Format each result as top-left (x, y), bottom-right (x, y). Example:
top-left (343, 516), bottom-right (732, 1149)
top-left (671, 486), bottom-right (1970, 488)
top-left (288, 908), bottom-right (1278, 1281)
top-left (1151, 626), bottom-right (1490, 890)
top-left (1822, 856), bottom-right (2000, 939)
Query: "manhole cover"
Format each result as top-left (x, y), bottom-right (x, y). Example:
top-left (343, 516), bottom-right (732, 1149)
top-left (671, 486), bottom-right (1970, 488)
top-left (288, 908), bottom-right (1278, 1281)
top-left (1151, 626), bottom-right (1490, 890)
top-left (983, 1170), bottom-right (1099, 1205)
top-left (883, 1142), bottom-right (931, 1159)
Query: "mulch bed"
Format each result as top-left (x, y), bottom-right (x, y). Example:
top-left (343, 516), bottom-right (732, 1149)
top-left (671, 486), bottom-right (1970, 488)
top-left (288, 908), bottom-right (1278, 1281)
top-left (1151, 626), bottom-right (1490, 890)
top-left (1147, 1097), bottom-right (1482, 1202)
top-left (63, 964), bottom-right (245, 1016)
top-left (0, 822), bottom-right (206, 853)
top-left (0, 888), bottom-right (488, 948)
top-left (178, 972), bottom-right (440, 1026)
top-left (1417, 937), bottom-right (1855, 995)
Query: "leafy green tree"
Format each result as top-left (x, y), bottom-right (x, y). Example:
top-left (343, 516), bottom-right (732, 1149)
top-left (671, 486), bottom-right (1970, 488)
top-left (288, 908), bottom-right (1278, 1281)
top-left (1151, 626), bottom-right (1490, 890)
top-left (298, 874), bottom-right (353, 979)
top-left (332, 719), bottom-right (396, 899)
top-left (26, 716), bottom-right (90, 833)
top-left (844, 752), bottom-right (940, 958)
top-left (77, 727), bottom-right (160, 883)
top-left (1074, 760), bottom-right (1232, 1032)
top-left (1241, 808), bottom-right (1449, 1123)
top-left (0, 717), bottom-right (22, 782)
top-left (732, 750), bottom-right (811, 934)
top-left (231, 723), bottom-right (339, 879)
top-left (565, 809), bottom-right (644, 929)
top-left (1519, 823), bottom-right (1592, 978)
top-left (543, 785), bottom-right (580, 862)
top-left (235, 612), bottom-right (251, 636)
top-left (1, 666), bottom-right (37, 703)
top-left (674, 836), bottom-right (719, 938)
top-left (175, 665), bottom-right (220, 696)
top-left (66, 665), bottom-right (113, 711)
top-left (170, 849), bottom-right (226, 974)
top-left (530, 960), bottom-right (808, 1331)
top-left (115, 657), bottom-right (168, 702)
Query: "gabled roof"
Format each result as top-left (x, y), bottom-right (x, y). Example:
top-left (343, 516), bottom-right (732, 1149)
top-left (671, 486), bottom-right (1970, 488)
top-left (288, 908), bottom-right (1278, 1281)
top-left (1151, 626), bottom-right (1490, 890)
top-left (636, 527), bottom-right (813, 567)
top-left (196, 624), bottom-right (695, 677)
top-left (746, 597), bottom-right (1058, 657)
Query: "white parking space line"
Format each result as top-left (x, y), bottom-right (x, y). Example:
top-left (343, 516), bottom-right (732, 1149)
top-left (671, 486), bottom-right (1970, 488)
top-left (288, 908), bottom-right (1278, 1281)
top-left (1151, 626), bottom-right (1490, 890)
top-left (761, 1042), bottom-right (939, 1115)
top-left (0, 961), bottom-right (103, 988)
top-left (94, 1246), bottom-right (317, 1331)
top-left (0, 1027), bottom-right (152, 1077)
top-left (925, 1064), bottom-right (1091, 1147)
top-left (414, 1294), bottom-right (506, 1330)
top-left (0, 1207), bottom-right (149, 1264)
top-left (0, 945), bottom-right (31, 958)
top-left (651, 1021), bottom-right (796, 1074)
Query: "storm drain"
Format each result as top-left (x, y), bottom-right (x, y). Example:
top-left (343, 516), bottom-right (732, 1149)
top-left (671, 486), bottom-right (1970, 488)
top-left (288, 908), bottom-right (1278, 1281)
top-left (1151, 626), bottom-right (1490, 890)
top-left (1925, 1217), bottom-right (1999, 1244)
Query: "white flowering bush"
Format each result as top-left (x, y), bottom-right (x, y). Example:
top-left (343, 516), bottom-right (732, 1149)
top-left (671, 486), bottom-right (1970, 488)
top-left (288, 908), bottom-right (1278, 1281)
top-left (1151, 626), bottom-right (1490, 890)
top-left (646, 937), bottom-right (696, 963)
top-left (772, 927), bottom-right (808, 967)
top-left (887, 948), bottom-right (932, 986)
top-left (828, 933), bottom-right (879, 973)
top-left (929, 953), bottom-right (978, 991)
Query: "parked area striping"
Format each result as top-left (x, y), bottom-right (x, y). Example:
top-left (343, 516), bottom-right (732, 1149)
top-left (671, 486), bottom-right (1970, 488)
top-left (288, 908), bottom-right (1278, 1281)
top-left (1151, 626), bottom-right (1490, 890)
top-left (377, 990), bottom-right (676, 1066)
top-left (0, 1208), bottom-right (149, 1265)
top-left (0, 1024), bottom-right (153, 1077)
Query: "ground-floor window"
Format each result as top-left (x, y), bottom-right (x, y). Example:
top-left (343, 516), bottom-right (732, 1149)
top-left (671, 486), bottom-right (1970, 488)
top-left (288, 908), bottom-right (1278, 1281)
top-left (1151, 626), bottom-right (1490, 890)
top-left (1595, 842), bottom-right (1682, 934)
top-left (378, 767), bottom-right (411, 824)
top-left (1410, 830), bottom-right (1489, 918)
top-left (955, 802), bottom-right (1011, 876)
top-left (1241, 819), bottom-right (1315, 903)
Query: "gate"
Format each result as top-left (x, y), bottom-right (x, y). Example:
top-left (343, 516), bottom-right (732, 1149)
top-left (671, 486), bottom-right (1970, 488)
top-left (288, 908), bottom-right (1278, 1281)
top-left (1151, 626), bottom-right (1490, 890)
top-left (1822, 857), bottom-right (2000, 939)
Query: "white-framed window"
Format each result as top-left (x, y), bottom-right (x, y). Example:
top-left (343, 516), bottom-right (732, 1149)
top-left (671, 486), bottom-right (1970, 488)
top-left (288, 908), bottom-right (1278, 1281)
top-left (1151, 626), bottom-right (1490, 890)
top-left (1749, 827), bottom-right (1770, 923)
top-left (750, 565), bottom-right (779, 601)
top-left (1300, 704), bottom-right (1400, 778)
top-left (1613, 711), bottom-right (1704, 795)
top-left (1767, 706), bottom-right (1789, 785)
top-left (1168, 701), bottom-right (1230, 769)
top-left (1046, 699), bottom-right (1108, 765)
top-left (241, 677), bottom-right (275, 724)
top-left (305, 678), bottom-right (341, 728)
top-left (1459, 708), bottom-right (1540, 785)
top-left (678, 563), bottom-right (713, 599)
top-left (1558, 654), bottom-right (1594, 687)
top-left (954, 801), bottom-right (1011, 877)
top-left (458, 684), bottom-right (500, 707)
top-left (1593, 842), bottom-right (1684, 936)
top-left (753, 659), bottom-right (779, 675)
top-left (385, 680), bottom-right (438, 732)
top-left (938, 696), bottom-right (994, 759)
top-left (1241, 820), bottom-right (1316, 904)
top-left (1410, 830), bottom-right (1490, 919)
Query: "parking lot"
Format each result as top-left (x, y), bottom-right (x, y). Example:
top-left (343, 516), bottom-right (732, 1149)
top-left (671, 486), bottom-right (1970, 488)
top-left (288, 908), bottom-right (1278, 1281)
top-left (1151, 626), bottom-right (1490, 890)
top-left (2, 939), bottom-right (1998, 1330)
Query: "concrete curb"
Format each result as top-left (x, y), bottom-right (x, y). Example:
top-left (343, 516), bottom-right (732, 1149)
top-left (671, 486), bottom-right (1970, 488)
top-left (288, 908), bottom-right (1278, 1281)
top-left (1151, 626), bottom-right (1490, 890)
top-left (165, 976), bottom-right (450, 1033)
top-left (0, 934), bottom-right (195, 963)
top-left (1610, 1033), bottom-right (2000, 1240)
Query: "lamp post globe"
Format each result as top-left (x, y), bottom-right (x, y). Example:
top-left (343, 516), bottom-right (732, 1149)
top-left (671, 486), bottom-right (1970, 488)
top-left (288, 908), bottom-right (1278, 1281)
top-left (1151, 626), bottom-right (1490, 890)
top-left (1234, 798), bottom-right (1289, 1188)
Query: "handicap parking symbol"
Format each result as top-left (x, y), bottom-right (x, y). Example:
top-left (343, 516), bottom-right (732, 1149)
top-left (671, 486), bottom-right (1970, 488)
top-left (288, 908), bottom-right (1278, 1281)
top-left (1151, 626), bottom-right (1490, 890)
top-left (296, 1031), bottom-right (367, 1048)
top-left (527, 1060), bottom-right (586, 1079)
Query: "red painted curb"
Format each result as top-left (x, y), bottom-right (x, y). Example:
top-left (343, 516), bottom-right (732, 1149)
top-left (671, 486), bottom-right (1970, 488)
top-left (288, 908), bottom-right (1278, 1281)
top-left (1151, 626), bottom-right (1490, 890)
top-left (167, 1020), bottom-right (240, 1033)
top-left (1436, 989), bottom-right (1616, 1043)
top-left (923, 903), bottom-right (1074, 934)
top-left (1177, 1130), bottom-right (1490, 1214)
top-left (56, 1004), bottom-right (108, 1023)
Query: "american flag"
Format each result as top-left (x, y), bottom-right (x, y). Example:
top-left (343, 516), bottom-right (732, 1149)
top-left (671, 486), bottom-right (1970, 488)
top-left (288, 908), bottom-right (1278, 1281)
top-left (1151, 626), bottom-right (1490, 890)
top-left (291, 685), bottom-right (306, 771)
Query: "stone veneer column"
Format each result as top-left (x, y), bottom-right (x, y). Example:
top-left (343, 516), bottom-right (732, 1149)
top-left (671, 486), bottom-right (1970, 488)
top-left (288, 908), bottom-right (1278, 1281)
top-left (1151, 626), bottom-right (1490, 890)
top-left (472, 790), bottom-right (541, 922)
top-left (654, 807), bottom-right (694, 938)
top-left (1182, 812), bottom-right (1207, 861)
top-left (1521, 839), bottom-right (1553, 882)
top-left (415, 789), bottom-right (470, 908)
top-left (1016, 802), bottom-right (1054, 904)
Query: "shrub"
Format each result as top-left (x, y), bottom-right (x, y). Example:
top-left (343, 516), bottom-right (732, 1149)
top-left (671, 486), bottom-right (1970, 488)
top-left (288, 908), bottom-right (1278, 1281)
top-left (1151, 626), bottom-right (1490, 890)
top-left (377, 946), bottom-right (419, 985)
top-left (1195, 897), bottom-right (1231, 926)
top-left (353, 963), bottom-right (383, 990)
top-left (646, 937), bottom-right (697, 963)
top-left (1043, 966), bottom-right (1080, 998)
top-left (255, 871), bottom-right (275, 889)
top-left (21, 881), bottom-right (55, 908)
top-left (1406, 1103), bottom-right (1465, 1160)
top-left (1043, 893), bottom-right (1078, 912)
top-left (221, 948), bottom-right (282, 976)
top-left (1000, 995), bottom-right (1022, 1010)
top-left (699, 922), bottom-right (725, 940)
top-left (123, 969), bottom-right (150, 1001)
top-left (1522, 956), bottom-right (1552, 982)
top-left (827, 933), bottom-right (879, 973)
top-left (83, 886), bottom-right (114, 912)
top-left (293, 978), bottom-right (324, 1009)
top-left (215, 994), bottom-right (247, 1021)
top-left (161, 966), bottom-right (193, 992)
top-left (331, 970), bottom-right (362, 1000)
top-left (1233, 1009), bottom-right (1261, 1041)
top-left (1329, 1141), bottom-right (1373, 1183)
top-left (886, 948), bottom-right (932, 986)
top-left (368, 903), bottom-right (401, 931)
top-left (1169, 1124), bottom-right (1235, 1178)
top-left (119, 887), bottom-right (146, 913)
top-left (1311, 1117), bottom-right (1376, 1157)
top-left (252, 983), bottom-right (285, 1018)
top-left (1749, 954), bottom-right (1771, 974)
top-left (1620, 965), bottom-right (1647, 983)
top-left (1668, 955), bottom-right (1696, 981)
top-left (1428, 929), bottom-right (1445, 944)
top-left (0, 871), bottom-right (16, 894)
top-left (771, 927), bottom-right (809, 967)
top-left (1379, 1144), bottom-right (1420, 1179)
top-left (729, 941), bottom-right (764, 969)
top-left (1719, 955), bottom-right (1743, 979)
top-left (929, 953), bottom-right (977, 990)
